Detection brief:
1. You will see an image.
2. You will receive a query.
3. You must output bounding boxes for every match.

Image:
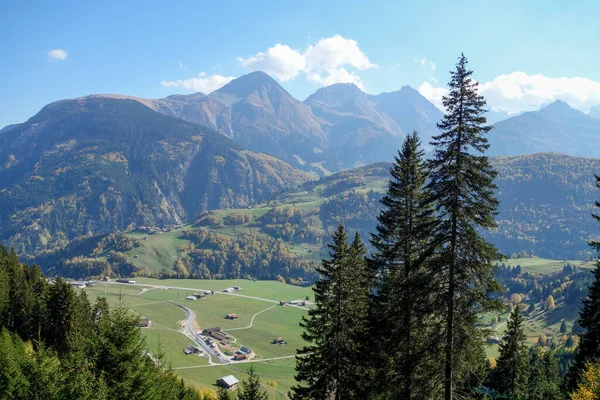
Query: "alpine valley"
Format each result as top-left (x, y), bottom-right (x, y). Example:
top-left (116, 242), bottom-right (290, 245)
top-left (3, 71), bottom-right (600, 280)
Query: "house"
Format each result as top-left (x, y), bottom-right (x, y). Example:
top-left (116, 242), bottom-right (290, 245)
top-left (239, 346), bottom-right (252, 354)
top-left (223, 287), bottom-right (235, 293)
top-left (289, 300), bottom-right (299, 305)
top-left (211, 331), bottom-right (229, 342)
top-left (185, 295), bottom-right (197, 301)
top-left (183, 345), bottom-right (202, 355)
top-left (138, 317), bottom-right (151, 328)
top-left (234, 353), bottom-right (246, 361)
top-left (103, 277), bottom-right (110, 282)
top-left (70, 281), bottom-right (87, 288)
top-left (203, 327), bottom-right (221, 335)
top-left (279, 301), bottom-right (288, 306)
top-left (226, 313), bottom-right (238, 320)
top-left (273, 337), bottom-right (285, 344)
top-left (232, 286), bottom-right (241, 292)
top-left (487, 336), bottom-right (503, 344)
top-left (217, 375), bottom-right (239, 390)
top-left (204, 291), bottom-right (212, 296)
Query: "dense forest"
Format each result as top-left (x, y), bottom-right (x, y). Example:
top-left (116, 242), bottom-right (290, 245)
top-left (0, 245), bottom-right (203, 399)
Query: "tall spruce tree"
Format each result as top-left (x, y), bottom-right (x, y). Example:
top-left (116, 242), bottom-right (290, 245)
top-left (492, 303), bottom-right (529, 397)
top-left (568, 175), bottom-right (600, 392)
top-left (294, 225), bottom-right (370, 399)
top-left (369, 131), bottom-right (440, 399)
top-left (237, 366), bottom-right (268, 400)
top-left (427, 53), bottom-right (501, 400)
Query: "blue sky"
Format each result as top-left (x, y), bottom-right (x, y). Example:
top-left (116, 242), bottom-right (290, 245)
top-left (2, 0), bottom-right (600, 128)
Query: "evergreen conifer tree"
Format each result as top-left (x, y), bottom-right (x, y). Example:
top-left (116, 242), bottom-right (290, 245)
top-left (217, 387), bottom-right (231, 400)
top-left (237, 366), bottom-right (267, 400)
top-left (369, 131), bottom-right (440, 399)
top-left (492, 304), bottom-right (528, 397)
top-left (568, 174), bottom-right (600, 392)
top-left (294, 224), bottom-right (371, 399)
top-left (427, 53), bottom-right (501, 400)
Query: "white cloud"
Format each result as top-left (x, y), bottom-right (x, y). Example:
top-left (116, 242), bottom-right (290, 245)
top-left (419, 71), bottom-right (600, 114)
top-left (418, 81), bottom-right (448, 110)
top-left (304, 35), bottom-right (376, 72)
top-left (161, 72), bottom-right (235, 93)
top-left (237, 43), bottom-right (306, 81)
top-left (419, 57), bottom-right (436, 70)
top-left (307, 68), bottom-right (364, 89)
top-left (48, 49), bottom-right (68, 60)
top-left (236, 35), bottom-right (376, 87)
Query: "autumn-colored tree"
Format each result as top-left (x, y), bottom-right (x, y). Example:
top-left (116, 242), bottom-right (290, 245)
top-left (572, 363), bottom-right (600, 400)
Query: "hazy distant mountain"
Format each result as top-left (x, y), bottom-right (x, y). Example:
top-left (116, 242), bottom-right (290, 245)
top-left (119, 72), bottom-right (444, 173)
top-left (0, 96), bottom-right (314, 256)
top-left (304, 83), bottom-right (443, 166)
top-left (588, 104), bottom-right (600, 119)
top-left (485, 109), bottom-right (512, 124)
top-left (489, 100), bottom-right (600, 157)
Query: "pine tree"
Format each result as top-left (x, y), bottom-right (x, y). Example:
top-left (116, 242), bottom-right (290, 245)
top-left (568, 174), bottom-right (600, 392)
top-left (294, 224), bottom-right (371, 399)
top-left (492, 304), bottom-right (529, 397)
top-left (369, 131), bottom-right (440, 399)
top-left (560, 320), bottom-right (568, 334)
top-left (237, 366), bottom-right (267, 400)
top-left (217, 387), bottom-right (231, 400)
top-left (427, 53), bottom-right (501, 400)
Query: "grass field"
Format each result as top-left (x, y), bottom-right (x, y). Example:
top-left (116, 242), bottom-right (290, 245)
top-left (225, 306), bottom-right (306, 359)
top-left (133, 278), bottom-right (313, 303)
top-left (82, 279), bottom-right (307, 399)
top-left (502, 257), bottom-right (594, 275)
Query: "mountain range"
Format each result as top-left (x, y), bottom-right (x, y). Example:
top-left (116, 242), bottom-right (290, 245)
top-left (4, 70), bottom-right (600, 259)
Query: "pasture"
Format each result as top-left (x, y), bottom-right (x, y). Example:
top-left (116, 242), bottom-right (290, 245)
top-left (82, 279), bottom-right (308, 399)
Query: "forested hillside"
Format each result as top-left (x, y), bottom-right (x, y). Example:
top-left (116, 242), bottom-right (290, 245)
top-left (0, 245), bottom-right (203, 399)
top-left (0, 97), bottom-right (314, 258)
top-left (32, 153), bottom-right (600, 281)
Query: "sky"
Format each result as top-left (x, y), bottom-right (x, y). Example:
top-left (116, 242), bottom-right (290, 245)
top-left (2, 0), bottom-right (600, 128)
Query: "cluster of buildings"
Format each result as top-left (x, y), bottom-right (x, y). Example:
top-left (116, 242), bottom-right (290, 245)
top-left (68, 280), bottom-right (97, 288)
top-left (202, 327), bottom-right (229, 345)
top-left (233, 346), bottom-right (253, 361)
top-left (136, 224), bottom-right (183, 234)
top-left (185, 291), bottom-right (215, 301)
top-left (279, 299), bottom-right (305, 306)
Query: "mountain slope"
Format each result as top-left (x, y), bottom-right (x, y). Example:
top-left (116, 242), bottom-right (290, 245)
top-left (102, 72), bottom-right (443, 173)
top-left (304, 83), bottom-right (443, 168)
top-left (489, 100), bottom-right (600, 157)
top-left (0, 97), bottom-right (314, 256)
top-left (194, 153), bottom-right (600, 261)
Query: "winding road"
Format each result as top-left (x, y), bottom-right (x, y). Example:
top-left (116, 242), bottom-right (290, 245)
top-left (223, 305), bottom-right (277, 331)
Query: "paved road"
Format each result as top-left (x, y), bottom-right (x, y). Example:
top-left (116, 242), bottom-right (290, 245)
top-left (175, 303), bottom-right (226, 365)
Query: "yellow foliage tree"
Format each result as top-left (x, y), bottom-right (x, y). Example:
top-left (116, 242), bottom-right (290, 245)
top-left (547, 295), bottom-right (556, 310)
top-left (572, 363), bottom-right (600, 400)
top-left (196, 387), bottom-right (218, 400)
